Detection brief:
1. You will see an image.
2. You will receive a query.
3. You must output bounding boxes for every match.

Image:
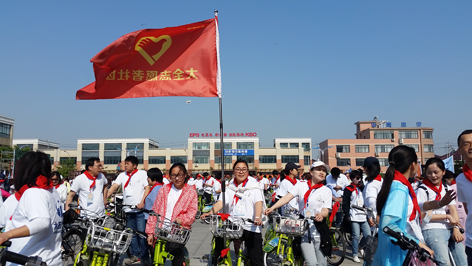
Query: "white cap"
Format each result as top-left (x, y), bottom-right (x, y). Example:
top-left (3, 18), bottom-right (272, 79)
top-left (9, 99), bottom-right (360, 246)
top-left (310, 161), bottom-right (330, 172)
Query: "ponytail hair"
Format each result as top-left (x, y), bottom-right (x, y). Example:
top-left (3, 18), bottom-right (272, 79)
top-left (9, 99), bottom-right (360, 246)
top-left (376, 145), bottom-right (418, 216)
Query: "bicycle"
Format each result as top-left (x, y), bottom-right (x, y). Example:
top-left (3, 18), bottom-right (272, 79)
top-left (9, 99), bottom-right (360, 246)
top-left (0, 241), bottom-right (47, 266)
top-left (196, 189), bottom-right (205, 219)
top-left (350, 205), bottom-right (377, 266)
top-left (61, 218), bottom-right (86, 265)
top-left (383, 226), bottom-right (438, 266)
top-left (263, 213), bottom-right (305, 266)
top-left (144, 210), bottom-right (191, 266)
top-left (68, 204), bottom-right (134, 266)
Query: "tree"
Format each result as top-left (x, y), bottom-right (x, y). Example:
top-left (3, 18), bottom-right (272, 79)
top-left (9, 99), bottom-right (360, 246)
top-left (57, 158), bottom-right (77, 179)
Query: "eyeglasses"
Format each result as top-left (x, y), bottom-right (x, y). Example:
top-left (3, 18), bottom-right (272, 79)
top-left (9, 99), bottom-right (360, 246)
top-left (170, 174), bottom-right (186, 179)
top-left (354, 177), bottom-right (362, 180)
top-left (51, 178), bottom-right (59, 182)
top-left (234, 168), bottom-right (248, 172)
top-left (94, 164), bottom-right (103, 168)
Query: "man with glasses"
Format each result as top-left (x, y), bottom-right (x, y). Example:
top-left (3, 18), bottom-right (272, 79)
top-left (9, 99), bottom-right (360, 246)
top-left (65, 157), bottom-right (108, 218)
top-left (107, 156), bottom-right (151, 265)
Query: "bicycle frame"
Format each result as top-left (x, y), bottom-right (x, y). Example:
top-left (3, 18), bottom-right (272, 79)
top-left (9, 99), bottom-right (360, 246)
top-left (211, 236), bottom-right (248, 266)
top-left (74, 235), bottom-right (111, 266)
top-left (152, 239), bottom-right (174, 266)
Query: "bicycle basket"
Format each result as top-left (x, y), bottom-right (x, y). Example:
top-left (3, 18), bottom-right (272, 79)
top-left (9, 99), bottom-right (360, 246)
top-left (209, 215), bottom-right (243, 239)
top-left (154, 215), bottom-right (191, 244)
top-left (273, 217), bottom-right (306, 236)
top-left (85, 222), bottom-right (133, 254)
top-left (197, 189), bottom-right (205, 196)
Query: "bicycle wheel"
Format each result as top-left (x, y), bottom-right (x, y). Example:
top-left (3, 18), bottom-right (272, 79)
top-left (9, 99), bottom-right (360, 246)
top-left (263, 239), bottom-right (287, 266)
top-left (107, 253), bottom-right (120, 266)
top-left (327, 228), bottom-right (345, 266)
top-left (62, 231), bottom-right (84, 265)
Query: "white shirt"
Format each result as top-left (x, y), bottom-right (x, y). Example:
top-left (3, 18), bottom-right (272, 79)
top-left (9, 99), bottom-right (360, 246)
top-left (346, 186), bottom-right (366, 222)
top-left (325, 174), bottom-right (350, 197)
top-left (212, 180), bottom-right (222, 197)
top-left (0, 195), bottom-right (18, 230)
top-left (257, 178), bottom-right (270, 191)
top-left (363, 179), bottom-right (383, 220)
top-left (417, 183), bottom-right (455, 231)
top-left (204, 177), bottom-right (215, 194)
top-left (55, 183), bottom-right (68, 205)
top-left (70, 172), bottom-right (108, 218)
top-left (194, 179), bottom-right (204, 190)
top-left (289, 183), bottom-right (332, 237)
top-left (278, 178), bottom-right (299, 211)
top-left (163, 177), bottom-right (170, 185)
top-left (187, 178), bottom-right (195, 186)
top-left (165, 184), bottom-right (183, 223)
top-left (114, 170), bottom-right (148, 212)
top-left (218, 177), bottom-right (264, 233)
top-left (9, 188), bottom-right (62, 266)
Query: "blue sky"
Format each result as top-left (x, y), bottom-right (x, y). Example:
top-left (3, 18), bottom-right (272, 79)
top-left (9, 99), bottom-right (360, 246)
top-left (1, 1), bottom-right (470, 155)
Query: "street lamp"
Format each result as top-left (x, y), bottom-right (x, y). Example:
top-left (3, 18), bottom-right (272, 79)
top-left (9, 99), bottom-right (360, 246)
top-left (312, 146), bottom-right (334, 162)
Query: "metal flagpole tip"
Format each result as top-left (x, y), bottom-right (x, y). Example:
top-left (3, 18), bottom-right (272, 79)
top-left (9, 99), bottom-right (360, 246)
top-left (214, 10), bottom-right (218, 16)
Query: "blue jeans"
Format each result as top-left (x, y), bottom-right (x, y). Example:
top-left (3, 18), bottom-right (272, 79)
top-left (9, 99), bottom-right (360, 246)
top-left (423, 228), bottom-right (467, 266)
top-left (127, 212), bottom-right (150, 264)
top-left (351, 220), bottom-right (370, 257)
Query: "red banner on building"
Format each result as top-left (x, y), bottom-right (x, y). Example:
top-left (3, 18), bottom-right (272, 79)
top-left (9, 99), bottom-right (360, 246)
top-left (76, 18), bottom-right (220, 100)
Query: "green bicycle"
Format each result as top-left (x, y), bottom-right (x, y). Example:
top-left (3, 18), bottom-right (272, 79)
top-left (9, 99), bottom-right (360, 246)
top-left (145, 210), bottom-right (191, 266)
top-left (207, 214), bottom-right (251, 266)
top-left (263, 213), bottom-right (305, 266)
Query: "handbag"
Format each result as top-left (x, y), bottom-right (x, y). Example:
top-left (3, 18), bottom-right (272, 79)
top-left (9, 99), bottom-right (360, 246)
top-left (313, 220), bottom-right (332, 257)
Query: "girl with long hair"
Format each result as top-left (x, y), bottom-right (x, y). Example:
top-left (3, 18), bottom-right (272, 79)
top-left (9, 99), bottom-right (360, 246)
top-left (372, 146), bottom-right (433, 265)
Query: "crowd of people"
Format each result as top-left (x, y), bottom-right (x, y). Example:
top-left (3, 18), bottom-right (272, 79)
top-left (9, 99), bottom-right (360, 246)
top-left (0, 129), bottom-right (472, 266)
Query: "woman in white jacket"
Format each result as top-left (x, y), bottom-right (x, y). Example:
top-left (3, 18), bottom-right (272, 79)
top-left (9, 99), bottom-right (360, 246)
top-left (51, 171), bottom-right (67, 207)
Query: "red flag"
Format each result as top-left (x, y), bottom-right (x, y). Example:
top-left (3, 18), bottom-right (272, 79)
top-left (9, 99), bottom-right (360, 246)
top-left (76, 18), bottom-right (220, 100)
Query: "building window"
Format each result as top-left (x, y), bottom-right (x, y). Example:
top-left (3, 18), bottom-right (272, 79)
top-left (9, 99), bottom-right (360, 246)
top-left (374, 131), bottom-right (393, 139)
top-left (302, 143), bottom-right (310, 152)
top-left (336, 145), bottom-right (350, 153)
top-left (214, 142), bottom-right (232, 150)
top-left (282, 155), bottom-right (299, 163)
top-left (60, 157), bottom-right (77, 164)
top-left (237, 142), bottom-right (254, 149)
top-left (405, 144), bottom-right (419, 152)
top-left (355, 145), bottom-right (369, 153)
top-left (290, 143), bottom-right (299, 148)
top-left (193, 156), bottom-right (209, 164)
top-left (237, 155), bottom-right (254, 163)
top-left (215, 156), bottom-right (232, 164)
top-left (304, 156), bottom-right (310, 166)
top-left (126, 143), bottom-right (144, 151)
top-left (399, 131), bottom-right (418, 139)
top-left (171, 156), bottom-right (187, 164)
top-left (82, 143), bottom-right (99, 150)
top-left (424, 144), bottom-right (434, 153)
top-left (423, 131), bottom-right (433, 139)
top-left (260, 156), bottom-right (276, 164)
top-left (50, 157), bottom-right (54, 164)
top-left (149, 156), bottom-right (166, 164)
top-left (104, 143), bottom-right (122, 150)
top-left (0, 123), bottom-right (11, 138)
top-left (378, 158), bottom-right (389, 166)
top-left (193, 142), bottom-right (210, 150)
top-left (104, 156), bottom-right (121, 164)
top-left (375, 145), bottom-right (394, 153)
top-left (280, 143), bottom-right (288, 148)
top-left (337, 158), bottom-right (350, 166)
top-left (355, 158), bottom-right (364, 166)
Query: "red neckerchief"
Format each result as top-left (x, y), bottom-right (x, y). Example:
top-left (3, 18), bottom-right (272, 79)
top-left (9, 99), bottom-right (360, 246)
top-left (148, 182), bottom-right (164, 195)
top-left (216, 179), bottom-right (222, 184)
top-left (345, 184), bottom-right (361, 194)
top-left (303, 179), bottom-right (323, 209)
top-left (275, 174), bottom-right (280, 183)
top-left (284, 176), bottom-right (297, 186)
top-left (422, 178), bottom-right (443, 201)
top-left (393, 170), bottom-right (421, 222)
top-left (374, 175), bottom-right (382, 182)
top-left (84, 171), bottom-right (98, 190)
top-left (463, 164), bottom-right (472, 182)
top-left (54, 182), bottom-right (62, 189)
top-left (231, 178), bottom-right (249, 206)
top-left (124, 169), bottom-right (138, 189)
top-left (15, 175), bottom-right (53, 201)
top-left (257, 177), bottom-right (262, 182)
top-left (451, 180), bottom-right (456, 185)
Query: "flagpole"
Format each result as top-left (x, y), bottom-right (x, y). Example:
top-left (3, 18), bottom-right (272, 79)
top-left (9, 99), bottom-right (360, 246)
top-left (215, 10), bottom-right (225, 216)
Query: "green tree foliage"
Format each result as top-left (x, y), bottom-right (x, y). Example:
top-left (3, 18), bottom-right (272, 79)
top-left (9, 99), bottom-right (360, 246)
top-left (57, 158), bottom-right (77, 179)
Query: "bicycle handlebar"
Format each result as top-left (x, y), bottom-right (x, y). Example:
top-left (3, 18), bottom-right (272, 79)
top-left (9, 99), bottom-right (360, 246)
top-left (0, 241), bottom-right (47, 266)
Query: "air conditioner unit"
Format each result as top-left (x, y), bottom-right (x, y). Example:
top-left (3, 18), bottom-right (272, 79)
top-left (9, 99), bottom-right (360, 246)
top-left (399, 138), bottom-right (404, 145)
top-left (391, 138), bottom-right (395, 142)
top-left (195, 163), bottom-right (199, 167)
top-left (375, 152), bottom-right (380, 157)
top-left (335, 152), bottom-right (340, 159)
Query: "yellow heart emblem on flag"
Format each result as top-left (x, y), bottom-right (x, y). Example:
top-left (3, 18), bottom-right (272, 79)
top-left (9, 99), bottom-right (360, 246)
top-left (135, 35), bottom-right (172, 66)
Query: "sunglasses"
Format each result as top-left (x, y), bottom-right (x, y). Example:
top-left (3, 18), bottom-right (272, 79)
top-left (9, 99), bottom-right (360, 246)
top-left (354, 177), bottom-right (362, 180)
